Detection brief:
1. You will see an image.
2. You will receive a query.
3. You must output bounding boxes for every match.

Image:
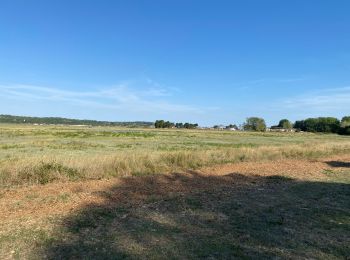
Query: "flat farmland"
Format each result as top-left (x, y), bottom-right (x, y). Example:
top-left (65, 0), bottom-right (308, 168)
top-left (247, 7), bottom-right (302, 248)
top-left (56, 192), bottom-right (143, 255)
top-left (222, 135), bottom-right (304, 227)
top-left (1, 124), bottom-right (350, 187)
top-left (0, 124), bottom-right (349, 259)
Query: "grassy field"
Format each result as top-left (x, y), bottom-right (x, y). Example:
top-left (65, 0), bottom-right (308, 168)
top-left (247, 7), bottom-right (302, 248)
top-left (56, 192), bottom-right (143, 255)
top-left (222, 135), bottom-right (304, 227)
top-left (1, 124), bottom-right (350, 187)
top-left (0, 124), bottom-right (349, 259)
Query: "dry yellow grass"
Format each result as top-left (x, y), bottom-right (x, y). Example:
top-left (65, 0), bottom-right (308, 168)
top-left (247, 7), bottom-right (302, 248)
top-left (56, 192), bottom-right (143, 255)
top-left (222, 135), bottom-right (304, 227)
top-left (1, 142), bottom-right (350, 187)
top-left (1, 124), bottom-right (350, 187)
top-left (1, 125), bottom-right (350, 259)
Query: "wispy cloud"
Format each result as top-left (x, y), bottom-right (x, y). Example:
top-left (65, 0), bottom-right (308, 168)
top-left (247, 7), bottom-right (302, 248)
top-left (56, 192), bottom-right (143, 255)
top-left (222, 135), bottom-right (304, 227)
top-left (237, 85), bottom-right (350, 125)
top-left (0, 83), bottom-right (205, 115)
top-left (282, 86), bottom-right (350, 111)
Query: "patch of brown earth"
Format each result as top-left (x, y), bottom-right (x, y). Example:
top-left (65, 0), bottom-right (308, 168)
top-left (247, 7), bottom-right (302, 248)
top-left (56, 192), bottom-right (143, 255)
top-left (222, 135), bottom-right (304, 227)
top-left (202, 155), bottom-right (350, 179)
top-left (1, 155), bottom-right (349, 224)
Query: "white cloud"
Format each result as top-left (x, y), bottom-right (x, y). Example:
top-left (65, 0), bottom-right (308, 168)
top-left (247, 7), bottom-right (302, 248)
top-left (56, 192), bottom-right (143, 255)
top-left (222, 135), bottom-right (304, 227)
top-left (0, 83), bottom-right (205, 115)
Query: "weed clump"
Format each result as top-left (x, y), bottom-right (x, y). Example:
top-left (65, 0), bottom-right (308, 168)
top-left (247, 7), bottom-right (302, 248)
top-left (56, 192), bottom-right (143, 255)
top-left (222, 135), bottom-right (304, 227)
top-left (16, 162), bottom-right (81, 185)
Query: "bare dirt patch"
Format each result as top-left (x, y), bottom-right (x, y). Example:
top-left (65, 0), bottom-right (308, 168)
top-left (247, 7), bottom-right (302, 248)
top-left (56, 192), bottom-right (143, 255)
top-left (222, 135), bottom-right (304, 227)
top-left (1, 156), bottom-right (349, 221)
top-left (1, 156), bottom-right (349, 259)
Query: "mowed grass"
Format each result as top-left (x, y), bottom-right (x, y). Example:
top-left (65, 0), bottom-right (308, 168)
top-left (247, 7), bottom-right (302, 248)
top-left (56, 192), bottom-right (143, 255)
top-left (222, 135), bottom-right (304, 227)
top-left (0, 124), bottom-right (350, 259)
top-left (1, 124), bottom-right (350, 187)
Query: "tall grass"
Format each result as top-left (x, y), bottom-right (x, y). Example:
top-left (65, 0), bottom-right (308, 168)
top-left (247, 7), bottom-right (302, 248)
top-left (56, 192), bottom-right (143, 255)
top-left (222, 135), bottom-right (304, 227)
top-left (1, 142), bottom-right (350, 187)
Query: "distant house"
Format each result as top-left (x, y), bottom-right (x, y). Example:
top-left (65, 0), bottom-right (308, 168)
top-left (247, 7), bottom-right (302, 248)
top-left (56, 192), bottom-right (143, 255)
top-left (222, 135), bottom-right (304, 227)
top-left (215, 125), bottom-right (225, 130)
top-left (225, 125), bottom-right (239, 131)
top-left (268, 126), bottom-right (296, 132)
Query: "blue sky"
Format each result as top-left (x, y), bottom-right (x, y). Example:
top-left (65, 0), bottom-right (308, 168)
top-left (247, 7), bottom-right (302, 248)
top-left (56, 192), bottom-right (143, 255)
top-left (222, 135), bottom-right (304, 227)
top-left (0, 0), bottom-right (349, 126)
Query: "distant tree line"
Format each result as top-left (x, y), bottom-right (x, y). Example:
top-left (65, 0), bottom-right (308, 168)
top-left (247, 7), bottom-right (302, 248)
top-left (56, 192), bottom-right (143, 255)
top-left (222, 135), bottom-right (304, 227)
top-left (176, 122), bottom-right (199, 129)
top-left (2, 114), bottom-right (349, 135)
top-left (155, 120), bottom-right (198, 129)
top-left (154, 120), bottom-right (174, 128)
top-left (155, 116), bottom-right (350, 135)
top-left (242, 116), bottom-right (350, 135)
top-left (294, 117), bottom-right (339, 133)
top-left (295, 116), bottom-right (350, 135)
top-left (0, 115), bottom-right (153, 127)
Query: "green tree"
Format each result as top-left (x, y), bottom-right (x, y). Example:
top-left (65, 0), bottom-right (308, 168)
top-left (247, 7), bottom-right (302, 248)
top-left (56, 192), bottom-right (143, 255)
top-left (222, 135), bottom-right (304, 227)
top-left (182, 123), bottom-right (198, 129)
top-left (278, 119), bottom-right (293, 129)
top-left (339, 116), bottom-right (350, 135)
top-left (175, 122), bottom-right (184, 128)
top-left (155, 120), bottom-right (165, 128)
top-left (164, 121), bottom-right (174, 128)
top-left (294, 120), bottom-right (305, 130)
top-left (339, 126), bottom-right (350, 135)
top-left (243, 117), bottom-right (266, 132)
top-left (294, 117), bottom-right (340, 133)
top-left (341, 116), bottom-right (350, 127)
